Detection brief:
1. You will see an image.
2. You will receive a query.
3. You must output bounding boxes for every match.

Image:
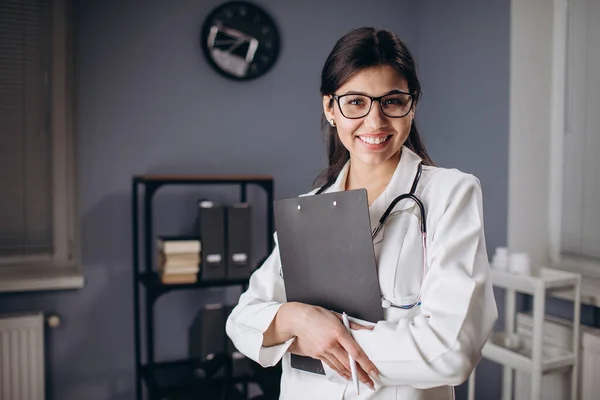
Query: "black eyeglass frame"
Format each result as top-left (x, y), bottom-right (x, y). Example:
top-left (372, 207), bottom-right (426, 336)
top-left (332, 90), bottom-right (416, 119)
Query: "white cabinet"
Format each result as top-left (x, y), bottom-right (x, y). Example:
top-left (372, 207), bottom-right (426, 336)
top-left (468, 268), bottom-right (581, 400)
top-left (515, 312), bottom-right (600, 400)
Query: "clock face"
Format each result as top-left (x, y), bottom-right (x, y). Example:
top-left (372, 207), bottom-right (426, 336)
top-left (200, 1), bottom-right (280, 81)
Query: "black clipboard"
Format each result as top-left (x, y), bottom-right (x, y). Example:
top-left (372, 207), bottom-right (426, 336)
top-left (274, 189), bottom-right (384, 375)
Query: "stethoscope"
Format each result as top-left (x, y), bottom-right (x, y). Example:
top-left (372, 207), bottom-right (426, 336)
top-left (315, 162), bottom-right (428, 311)
top-left (372, 162), bottom-right (427, 310)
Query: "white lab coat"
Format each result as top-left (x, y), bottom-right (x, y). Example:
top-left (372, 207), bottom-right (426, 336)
top-left (226, 146), bottom-right (498, 400)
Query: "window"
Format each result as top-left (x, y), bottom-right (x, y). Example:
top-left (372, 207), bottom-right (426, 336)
top-left (509, 0), bottom-right (600, 306)
top-left (560, 0), bottom-right (600, 265)
top-left (0, 0), bottom-right (81, 292)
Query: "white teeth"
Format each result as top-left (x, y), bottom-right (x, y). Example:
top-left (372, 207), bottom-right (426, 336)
top-left (359, 136), bottom-right (389, 145)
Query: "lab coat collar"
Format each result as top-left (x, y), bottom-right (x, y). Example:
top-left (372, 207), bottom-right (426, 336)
top-left (319, 146), bottom-right (423, 243)
top-left (321, 146), bottom-right (423, 202)
top-left (323, 162), bottom-right (350, 194)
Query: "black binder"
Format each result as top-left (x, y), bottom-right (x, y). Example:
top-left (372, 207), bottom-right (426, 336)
top-left (197, 200), bottom-right (226, 281)
top-left (189, 303), bottom-right (226, 361)
top-left (274, 189), bottom-right (384, 375)
top-left (226, 203), bottom-right (252, 280)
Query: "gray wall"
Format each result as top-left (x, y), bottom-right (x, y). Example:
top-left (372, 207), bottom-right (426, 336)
top-left (0, 1), bottom-right (510, 399)
top-left (414, 0), bottom-right (509, 252)
top-left (413, 1), bottom-right (510, 399)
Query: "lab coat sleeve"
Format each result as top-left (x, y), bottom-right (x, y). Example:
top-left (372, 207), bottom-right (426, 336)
top-left (351, 174), bottom-right (498, 388)
top-left (225, 234), bottom-right (294, 368)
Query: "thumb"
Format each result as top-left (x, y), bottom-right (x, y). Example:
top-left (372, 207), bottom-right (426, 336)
top-left (350, 321), bottom-right (374, 330)
top-left (331, 311), bottom-right (374, 331)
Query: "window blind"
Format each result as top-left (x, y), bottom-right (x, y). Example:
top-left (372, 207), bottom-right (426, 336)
top-left (561, 0), bottom-right (600, 260)
top-left (0, 0), bottom-right (53, 257)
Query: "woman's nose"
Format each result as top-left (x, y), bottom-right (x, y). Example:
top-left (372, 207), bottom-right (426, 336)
top-left (363, 101), bottom-right (388, 128)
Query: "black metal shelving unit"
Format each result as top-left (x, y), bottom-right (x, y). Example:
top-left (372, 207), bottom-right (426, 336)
top-left (132, 175), bottom-right (275, 400)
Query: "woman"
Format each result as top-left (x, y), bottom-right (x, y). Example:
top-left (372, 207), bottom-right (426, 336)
top-left (226, 27), bottom-right (498, 400)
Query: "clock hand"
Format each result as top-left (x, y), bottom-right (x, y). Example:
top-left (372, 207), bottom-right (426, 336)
top-left (213, 39), bottom-right (242, 46)
top-left (224, 41), bottom-right (245, 54)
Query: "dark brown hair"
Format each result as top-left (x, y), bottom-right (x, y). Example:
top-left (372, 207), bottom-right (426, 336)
top-left (314, 27), bottom-right (434, 190)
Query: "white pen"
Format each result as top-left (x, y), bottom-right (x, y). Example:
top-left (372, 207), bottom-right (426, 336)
top-left (342, 312), bottom-right (359, 395)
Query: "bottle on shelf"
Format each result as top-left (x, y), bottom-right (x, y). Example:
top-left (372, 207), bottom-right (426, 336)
top-left (491, 246), bottom-right (509, 270)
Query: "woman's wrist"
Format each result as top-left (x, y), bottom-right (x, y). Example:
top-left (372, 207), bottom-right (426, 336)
top-left (263, 302), bottom-right (310, 347)
top-left (276, 302), bottom-right (304, 337)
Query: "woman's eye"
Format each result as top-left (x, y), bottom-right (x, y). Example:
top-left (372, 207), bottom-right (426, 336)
top-left (348, 98), bottom-right (366, 106)
top-left (383, 97), bottom-right (405, 106)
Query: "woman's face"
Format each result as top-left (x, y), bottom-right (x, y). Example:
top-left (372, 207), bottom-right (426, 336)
top-left (323, 65), bottom-right (414, 168)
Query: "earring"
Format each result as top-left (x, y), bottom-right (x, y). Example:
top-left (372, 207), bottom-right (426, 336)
top-left (329, 119), bottom-right (336, 127)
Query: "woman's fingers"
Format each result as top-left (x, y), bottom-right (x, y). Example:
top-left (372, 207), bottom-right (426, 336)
top-left (328, 342), bottom-right (351, 371)
top-left (293, 305), bottom-right (377, 387)
top-left (338, 332), bottom-right (380, 382)
top-left (321, 353), bottom-right (351, 381)
top-left (330, 343), bottom-right (374, 389)
top-left (328, 343), bottom-right (375, 389)
top-left (355, 363), bottom-right (375, 390)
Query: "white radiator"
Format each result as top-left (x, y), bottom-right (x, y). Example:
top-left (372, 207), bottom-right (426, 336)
top-left (0, 313), bottom-right (45, 400)
top-left (515, 312), bottom-right (600, 400)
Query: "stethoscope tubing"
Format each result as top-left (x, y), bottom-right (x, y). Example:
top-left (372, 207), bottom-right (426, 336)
top-left (373, 163), bottom-right (428, 310)
top-left (313, 162), bottom-right (429, 311)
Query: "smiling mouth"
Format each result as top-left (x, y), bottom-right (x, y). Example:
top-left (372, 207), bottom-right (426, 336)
top-left (357, 135), bottom-right (392, 145)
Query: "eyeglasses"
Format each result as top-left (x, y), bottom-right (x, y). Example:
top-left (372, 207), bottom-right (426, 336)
top-left (333, 91), bottom-right (415, 119)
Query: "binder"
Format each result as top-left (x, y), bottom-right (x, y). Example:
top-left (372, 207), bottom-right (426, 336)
top-left (226, 203), bottom-right (252, 280)
top-left (189, 303), bottom-right (226, 362)
top-left (197, 200), bottom-right (226, 281)
top-left (274, 189), bottom-right (384, 375)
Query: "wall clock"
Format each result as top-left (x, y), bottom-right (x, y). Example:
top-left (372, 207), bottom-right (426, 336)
top-left (200, 1), bottom-right (280, 81)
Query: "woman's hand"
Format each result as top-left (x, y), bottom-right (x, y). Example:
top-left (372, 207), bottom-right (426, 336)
top-left (286, 303), bottom-right (379, 389)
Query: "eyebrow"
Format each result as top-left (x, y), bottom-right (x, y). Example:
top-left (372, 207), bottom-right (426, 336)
top-left (338, 89), bottom-right (410, 97)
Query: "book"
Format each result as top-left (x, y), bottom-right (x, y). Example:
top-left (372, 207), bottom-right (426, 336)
top-left (157, 235), bottom-right (201, 255)
top-left (160, 272), bottom-right (198, 284)
top-left (158, 252), bottom-right (200, 269)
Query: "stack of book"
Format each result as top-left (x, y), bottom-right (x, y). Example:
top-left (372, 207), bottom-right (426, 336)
top-left (157, 236), bottom-right (201, 284)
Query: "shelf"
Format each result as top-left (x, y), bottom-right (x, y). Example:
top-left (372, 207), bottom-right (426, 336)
top-left (482, 332), bottom-right (576, 373)
top-left (132, 173), bottom-right (276, 400)
top-left (552, 275), bottom-right (600, 307)
top-left (489, 267), bottom-right (580, 295)
top-left (141, 356), bottom-right (254, 400)
top-left (139, 272), bottom-right (249, 292)
top-left (134, 174), bottom-right (273, 184)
